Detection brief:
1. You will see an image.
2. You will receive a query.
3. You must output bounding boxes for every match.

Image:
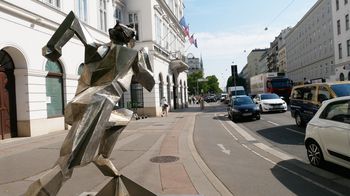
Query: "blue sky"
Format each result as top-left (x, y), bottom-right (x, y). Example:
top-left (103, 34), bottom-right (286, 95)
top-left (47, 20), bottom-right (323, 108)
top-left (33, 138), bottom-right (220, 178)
top-left (184, 0), bottom-right (318, 89)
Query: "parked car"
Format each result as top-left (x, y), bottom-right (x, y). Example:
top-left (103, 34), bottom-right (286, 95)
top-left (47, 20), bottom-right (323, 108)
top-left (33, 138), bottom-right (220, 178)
top-left (204, 95), bottom-right (216, 102)
top-left (220, 93), bottom-right (228, 102)
top-left (228, 95), bottom-right (260, 121)
top-left (254, 93), bottom-right (287, 113)
top-left (304, 96), bottom-right (350, 169)
top-left (290, 81), bottom-right (350, 127)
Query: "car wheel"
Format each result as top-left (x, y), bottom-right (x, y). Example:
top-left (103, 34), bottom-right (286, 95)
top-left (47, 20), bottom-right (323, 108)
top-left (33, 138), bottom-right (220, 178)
top-left (255, 114), bottom-right (261, 120)
top-left (306, 141), bottom-right (324, 167)
top-left (295, 113), bottom-right (305, 127)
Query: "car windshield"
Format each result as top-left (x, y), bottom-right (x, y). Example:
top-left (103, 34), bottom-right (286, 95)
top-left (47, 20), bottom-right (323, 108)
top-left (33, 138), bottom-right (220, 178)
top-left (271, 79), bottom-right (292, 88)
top-left (231, 90), bottom-right (245, 96)
top-left (234, 97), bottom-right (253, 105)
top-left (261, 93), bottom-right (280, 100)
top-left (331, 84), bottom-right (350, 97)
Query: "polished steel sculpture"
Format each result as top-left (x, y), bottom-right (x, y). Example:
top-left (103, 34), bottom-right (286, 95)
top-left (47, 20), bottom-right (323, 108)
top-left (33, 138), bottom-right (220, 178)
top-left (25, 11), bottom-right (156, 196)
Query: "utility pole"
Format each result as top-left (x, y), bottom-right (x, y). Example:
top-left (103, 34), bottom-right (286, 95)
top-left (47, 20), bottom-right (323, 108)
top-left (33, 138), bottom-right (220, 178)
top-left (231, 65), bottom-right (237, 96)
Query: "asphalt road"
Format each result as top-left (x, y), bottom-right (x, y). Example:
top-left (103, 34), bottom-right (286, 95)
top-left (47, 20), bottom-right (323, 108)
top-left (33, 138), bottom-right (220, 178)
top-left (194, 101), bottom-right (350, 196)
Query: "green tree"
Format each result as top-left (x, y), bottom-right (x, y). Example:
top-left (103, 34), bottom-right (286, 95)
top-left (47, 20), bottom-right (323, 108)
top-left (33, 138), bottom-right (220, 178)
top-left (203, 75), bottom-right (222, 94)
top-left (226, 75), bottom-right (247, 91)
top-left (187, 71), bottom-right (204, 95)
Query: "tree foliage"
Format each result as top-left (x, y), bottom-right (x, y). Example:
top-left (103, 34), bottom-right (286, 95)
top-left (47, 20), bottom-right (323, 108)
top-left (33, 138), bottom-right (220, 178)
top-left (187, 71), bottom-right (222, 95)
top-left (203, 75), bottom-right (222, 94)
top-left (226, 75), bottom-right (247, 91)
top-left (187, 71), bottom-right (204, 95)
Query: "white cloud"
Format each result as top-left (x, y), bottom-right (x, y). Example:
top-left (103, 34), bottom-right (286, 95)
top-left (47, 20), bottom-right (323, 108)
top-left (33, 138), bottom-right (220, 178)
top-left (187, 26), bottom-right (284, 89)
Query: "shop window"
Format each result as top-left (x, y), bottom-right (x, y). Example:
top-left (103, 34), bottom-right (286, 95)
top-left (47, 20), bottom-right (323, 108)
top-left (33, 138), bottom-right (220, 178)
top-left (45, 60), bottom-right (64, 117)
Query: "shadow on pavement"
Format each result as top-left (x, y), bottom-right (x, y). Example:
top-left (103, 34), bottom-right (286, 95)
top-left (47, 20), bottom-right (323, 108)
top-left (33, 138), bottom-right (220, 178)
top-left (255, 125), bottom-right (305, 145)
top-left (271, 159), bottom-right (350, 195)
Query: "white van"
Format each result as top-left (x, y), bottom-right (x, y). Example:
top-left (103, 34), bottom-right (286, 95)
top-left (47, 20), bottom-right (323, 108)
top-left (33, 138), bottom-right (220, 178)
top-left (228, 86), bottom-right (246, 97)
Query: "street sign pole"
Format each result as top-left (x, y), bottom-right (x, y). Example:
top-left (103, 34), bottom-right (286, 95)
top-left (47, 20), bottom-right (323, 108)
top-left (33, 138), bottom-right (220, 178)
top-left (231, 65), bottom-right (237, 96)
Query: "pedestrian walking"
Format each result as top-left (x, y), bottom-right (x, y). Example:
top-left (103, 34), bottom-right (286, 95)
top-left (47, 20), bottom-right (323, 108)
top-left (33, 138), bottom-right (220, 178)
top-left (200, 96), bottom-right (205, 110)
top-left (160, 97), bottom-right (168, 117)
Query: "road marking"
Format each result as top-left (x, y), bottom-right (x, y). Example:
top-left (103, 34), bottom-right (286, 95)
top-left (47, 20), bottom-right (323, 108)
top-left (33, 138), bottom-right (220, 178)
top-left (217, 144), bottom-right (231, 155)
top-left (217, 113), bottom-right (343, 196)
top-left (267, 121), bottom-right (280, 126)
top-left (226, 120), bottom-right (256, 141)
top-left (286, 128), bottom-right (305, 136)
top-left (241, 143), bottom-right (343, 196)
top-left (254, 143), bottom-right (293, 160)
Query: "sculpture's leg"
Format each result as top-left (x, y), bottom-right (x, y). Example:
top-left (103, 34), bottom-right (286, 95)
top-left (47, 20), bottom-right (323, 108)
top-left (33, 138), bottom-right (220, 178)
top-left (93, 125), bottom-right (126, 177)
top-left (25, 165), bottom-right (72, 196)
top-left (25, 92), bottom-right (115, 195)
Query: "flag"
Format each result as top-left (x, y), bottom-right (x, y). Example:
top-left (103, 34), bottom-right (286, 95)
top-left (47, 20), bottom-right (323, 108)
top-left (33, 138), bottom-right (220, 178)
top-left (179, 16), bottom-right (187, 28)
top-left (184, 25), bottom-right (190, 37)
top-left (194, 39), bottom-right (198, 48)
top-left (189, 34), bottom-right (194, 44)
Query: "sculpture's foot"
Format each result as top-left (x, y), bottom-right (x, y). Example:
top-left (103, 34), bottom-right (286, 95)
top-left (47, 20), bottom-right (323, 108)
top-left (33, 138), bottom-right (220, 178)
top-left (93, 154), bottom-right (119, 177)
top-left (25, 165), bottom-right (64, 196)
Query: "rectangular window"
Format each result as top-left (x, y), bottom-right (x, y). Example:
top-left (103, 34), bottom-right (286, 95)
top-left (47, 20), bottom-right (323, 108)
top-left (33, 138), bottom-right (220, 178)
top-left (347, 40), bottom-right (350, 56)
top-left (336, 0), bottom-right (340, 10)
top-left (99, 0), bottom-right (107, 32)
top-left (130, 83), bottom-right (144, 108)
top-left (41, 0), bottom-right (61, 8)
top-left (114, 8), bottom-right (123, 21)
top-left (339, 43), bottom-right (343, 59)
top-left (129, 13), bottom-right (139, 40)
top-left (337, 20), bottom-right (341, 34)
top-left (346, 14), bottom-right (349, 30)
top-left (99, 0), bottom-right (107, 31)
top-left (76, 0), bottom-right (88, 22)
top-left (155, 15), bottom-right (162, 45)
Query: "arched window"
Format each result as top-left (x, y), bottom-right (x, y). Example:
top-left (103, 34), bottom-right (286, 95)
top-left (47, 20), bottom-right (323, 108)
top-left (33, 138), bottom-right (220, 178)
top-left (340, 73), bottom-right (345, 81)
top-left (45, 60), bottom-right (64, 118)
top-left (159, 73), bottom-right (164, 105)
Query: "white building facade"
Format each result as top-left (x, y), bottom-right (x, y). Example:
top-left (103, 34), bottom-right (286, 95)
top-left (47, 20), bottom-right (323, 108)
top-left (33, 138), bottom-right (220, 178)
top-left (332, 0), bottom-right (350, 81)
top-left (285, 0), bottom-right (335, 83)
top-left (0, 0), bottom-right (188, 139)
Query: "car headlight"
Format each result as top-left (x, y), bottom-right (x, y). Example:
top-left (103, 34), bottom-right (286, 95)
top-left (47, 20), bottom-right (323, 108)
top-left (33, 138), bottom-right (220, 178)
top-left (232, 108), bottom-right (239, 112)
top-left (255, 106), bottom-right (260, 110)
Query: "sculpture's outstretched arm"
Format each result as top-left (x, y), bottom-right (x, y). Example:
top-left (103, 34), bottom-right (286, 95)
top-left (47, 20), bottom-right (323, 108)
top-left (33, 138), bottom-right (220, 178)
top-left (43, 11), bottom-right (100, 63)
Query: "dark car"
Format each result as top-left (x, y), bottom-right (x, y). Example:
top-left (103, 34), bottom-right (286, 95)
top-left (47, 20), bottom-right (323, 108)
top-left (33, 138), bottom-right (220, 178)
top-left (227, 95), bottom-right (260, 121)
top-left (204, 95), bottom-right (216, 102)
top-left (290, 82), bottom-right (350, 127)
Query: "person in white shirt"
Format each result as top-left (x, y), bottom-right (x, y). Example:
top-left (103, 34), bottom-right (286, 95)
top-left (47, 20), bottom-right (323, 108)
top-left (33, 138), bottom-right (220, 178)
top-left (160, 97), bottom-right (168, 117)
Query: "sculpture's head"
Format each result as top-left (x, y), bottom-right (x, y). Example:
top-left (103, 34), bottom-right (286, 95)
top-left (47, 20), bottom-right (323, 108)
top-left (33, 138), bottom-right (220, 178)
top-left (109, 21), bottom-right (136, 45)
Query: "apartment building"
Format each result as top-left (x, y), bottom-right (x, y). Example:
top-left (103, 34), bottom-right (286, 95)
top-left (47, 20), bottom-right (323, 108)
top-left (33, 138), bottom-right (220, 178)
top-left (285, 0), bottom-right (335, 83)
top-left (332, 0), bottom-right (350, 80)
top-left (186, 53), bottom-right (203, 74)
top-left (0, 0), bottom-right (188, 139)
top-left (245, 48), bottom-right (268, 93)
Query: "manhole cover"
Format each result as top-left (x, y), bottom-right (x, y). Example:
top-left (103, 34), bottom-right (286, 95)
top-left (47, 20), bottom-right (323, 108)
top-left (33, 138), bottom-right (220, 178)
top-left (153, 124), bottom-right (164, 126)
top-left (176, 116), bottom-right (184, 118)
top-left (150, 156), bottom-right (179, 163)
